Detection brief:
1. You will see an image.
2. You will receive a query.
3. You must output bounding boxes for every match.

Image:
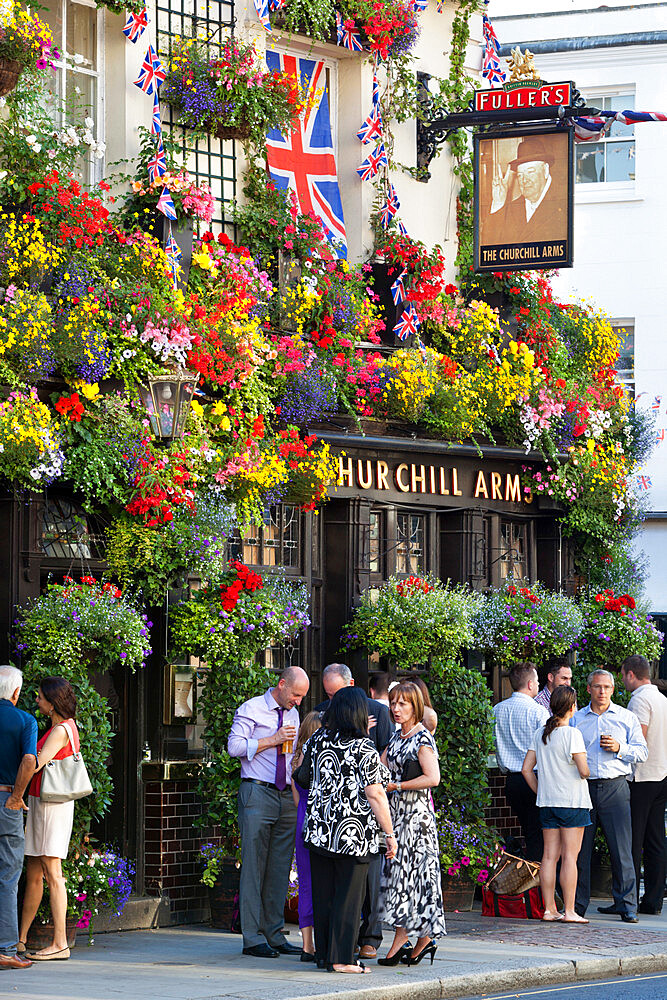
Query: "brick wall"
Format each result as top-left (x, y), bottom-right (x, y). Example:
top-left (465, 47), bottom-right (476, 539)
top-left (486, 767), bottom-right (522, 842)
top-left (144, 779), bottom-right (210, 924)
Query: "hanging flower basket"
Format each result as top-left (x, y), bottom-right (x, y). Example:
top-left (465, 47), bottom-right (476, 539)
top-left (0, 58), bottom-right (22, 98)
top-left (214, 120), bottom-right (252, 143)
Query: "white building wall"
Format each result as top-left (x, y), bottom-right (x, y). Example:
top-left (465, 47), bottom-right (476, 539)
top-left (492, 1), bottom-right (667, 609)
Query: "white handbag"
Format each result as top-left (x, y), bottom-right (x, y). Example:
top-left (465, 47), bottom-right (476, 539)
top-left (40, 721), bottom-right (93, 803)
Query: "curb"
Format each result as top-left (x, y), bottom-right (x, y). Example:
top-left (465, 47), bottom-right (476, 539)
top-left (284, 952), bottom-right (667, 1000)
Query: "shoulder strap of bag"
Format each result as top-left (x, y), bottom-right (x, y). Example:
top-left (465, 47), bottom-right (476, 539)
top-left (58, 720), bottom-right (80, 754)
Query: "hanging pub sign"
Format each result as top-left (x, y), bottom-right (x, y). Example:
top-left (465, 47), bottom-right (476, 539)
top-left (473, 126), bottom-right (574, 273)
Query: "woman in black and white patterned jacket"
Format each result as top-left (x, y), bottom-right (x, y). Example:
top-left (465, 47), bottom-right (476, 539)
top-left (300, 687), bottom-right (394, 975)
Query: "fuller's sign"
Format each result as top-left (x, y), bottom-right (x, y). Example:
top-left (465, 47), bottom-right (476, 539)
top-left (473, 81), bottom-right (573, 113)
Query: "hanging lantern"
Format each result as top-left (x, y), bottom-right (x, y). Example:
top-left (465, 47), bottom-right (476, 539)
top-left (137, 370), bottom-right (198, 441)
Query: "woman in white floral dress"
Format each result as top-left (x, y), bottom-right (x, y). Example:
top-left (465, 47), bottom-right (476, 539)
top-left (379, 682), bottom-right (446, 966)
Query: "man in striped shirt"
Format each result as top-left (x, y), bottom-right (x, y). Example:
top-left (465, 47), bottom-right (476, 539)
top-left (493, 662), bottom-right (550, 860)
top-left (535, 663), bottom-right (573, 715)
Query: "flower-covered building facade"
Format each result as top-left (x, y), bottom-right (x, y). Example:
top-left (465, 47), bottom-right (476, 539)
top-left (1, 0), bottom-right (659, 925)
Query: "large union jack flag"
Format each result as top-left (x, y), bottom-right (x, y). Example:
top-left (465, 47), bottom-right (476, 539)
top-left (265, 51), bottom-right (347, 258)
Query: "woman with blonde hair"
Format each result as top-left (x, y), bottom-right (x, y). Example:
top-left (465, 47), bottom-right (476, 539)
top-left (291, 710), bottom-right (322, 961)
top-left (19, 677), bottom-right (81, 961)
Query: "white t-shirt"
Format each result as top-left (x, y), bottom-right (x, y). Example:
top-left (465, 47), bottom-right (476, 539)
top-left (628, 684), bottom-right (667, 782)
top-left (531, 725), bottom-right (592, 809)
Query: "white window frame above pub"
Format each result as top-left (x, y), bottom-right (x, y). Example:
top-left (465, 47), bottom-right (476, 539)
top-left (43, 0), bottom-right (105, 185)
top-left (575, 88), bottom-right (636, 191)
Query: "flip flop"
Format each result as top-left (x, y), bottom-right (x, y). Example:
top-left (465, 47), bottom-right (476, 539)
top-left (332, 961), bottom-right (371, 974)
top-left (562, 917), bottom-right (589, 924)
top-left (541, 913), bottom-right (564, 922)
top-left (28, 947), bottom-right (70, 961)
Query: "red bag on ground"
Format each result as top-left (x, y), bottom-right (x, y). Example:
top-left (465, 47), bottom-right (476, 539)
top-left (481, 885), bottom-right (545, 919)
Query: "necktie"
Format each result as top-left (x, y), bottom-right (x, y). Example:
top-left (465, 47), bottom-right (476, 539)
top-left (275, 708), bottom-right (286, 791)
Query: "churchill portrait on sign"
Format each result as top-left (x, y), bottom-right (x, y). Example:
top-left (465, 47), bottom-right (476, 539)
top-left (474, 129), bottom-right (573, 272)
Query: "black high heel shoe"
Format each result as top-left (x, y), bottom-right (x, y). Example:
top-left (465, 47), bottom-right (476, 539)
top-left (407, 942), bottom-right (437, 966)
top-left (378, 942), bottom-right (413, 966)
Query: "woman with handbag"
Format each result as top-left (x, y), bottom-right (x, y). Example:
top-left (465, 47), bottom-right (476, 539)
top-left (19, 677), bottom-right (83, 961)
top-left (300, 687), bottom-right (396, 974)
top-left (379, 682), bottom-right (445, 967)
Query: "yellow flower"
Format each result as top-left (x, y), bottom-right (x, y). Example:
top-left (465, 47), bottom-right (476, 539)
top-left (191, 399), bottom-right (204, 419)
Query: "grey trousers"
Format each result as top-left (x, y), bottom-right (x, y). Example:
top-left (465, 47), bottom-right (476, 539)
top-left (238, 781), bottom-right (297, 949)
top-left (576, 775), bottom-right (637, 916)
top-left (358, 852), bottom-right (383, 948)
top-left (0, 790), bottom-right (24, 956)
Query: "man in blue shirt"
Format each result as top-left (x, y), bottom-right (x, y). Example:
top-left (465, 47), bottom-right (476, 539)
top-left (572, 668), bottom-right (647, 922)
top-left (0, 665), bottom-right (37, 969)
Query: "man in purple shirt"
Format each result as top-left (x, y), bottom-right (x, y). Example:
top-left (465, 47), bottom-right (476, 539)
top-left (228, 666), bottom-right (309, 958)
top-left (535, 662), bottom-right (573, 715)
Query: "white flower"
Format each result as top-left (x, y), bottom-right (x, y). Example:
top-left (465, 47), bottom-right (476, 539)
top-left (26, 134), bottom-right (37, 145)
top-left (0, 98), bottom-right (5, 108)
top-left (73, 52), bottom-right (85, 65)
top-left (84, 116), bottom-right (94, 129)
top-left (32, 143), bottom-right (42, 153)
top-left (82, 130), bottom-right (94, 145)
top-left (94, 148), bottom-right (104, 160)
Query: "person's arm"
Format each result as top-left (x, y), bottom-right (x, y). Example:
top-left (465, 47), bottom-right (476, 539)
top-left (521, 749), bottom-right (538, 794)
top-left (388, 745), bottom-right (440, 793)
top-left (5, 754), bottom-right (36, 811)
top-left (364, 783), bottom-right (396, 860)
top-left (227, 704), bottom-right (295, 761)
top-left (374, 703), bottom-right (393, 754)
top-left (34, 725), bottom-right (69, 772)
top-left (604, 713), bottom-right (648, 763)
top-left (572, 752), bottom-right (590, 779)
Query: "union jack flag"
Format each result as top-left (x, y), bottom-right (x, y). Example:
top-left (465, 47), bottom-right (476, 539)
top-left (397, 220), bottom-right (408, 236)
top-left (372, 72), bottom-right (380, 107)
top-left (147, 138), bottom-right (167, 184)
top-left (656, 428), bottom-right (665, 443)
top-left (573, 109), bottom-right (667, 143)
top-left (357, 107), bottom-right (384, 145)
top-left (413, 0), bottom-right (428, 9)
top-left (380, 183), bottom-right (400, 229)
top-left (637, 475), bottom-right (652, 490)
top-left (336, 12), bottom-right (363, 51)
top-left (123, 7), bottom-right (148, 43)
top-left (393, 303), bottom-right (419, 341)
top-left (357, 144), bottom-right (387, 181)
top-left (265, 51), bottom-right (347, 257)
top-left (482, 10), bottom-right (501, 57)
top-left (134, 45), bottom-right (165, 96)
top-left (254, 0), bottom-right (271, 32)
top-left (157, 186), bottom-right (177, 221)
top-left (165, 227), bottom-right (182, 287)
top-left (268, 0), bottom-right (285, 9)
top-left (481, 3), bottom-right (506, 86)
top-left (151, 92), bottom-right (162, 135)
top-left (652, 396), bottom-right (662, 411)
top-left (436, 0), bottom-right (445, 10)
top-left (390, 269), bottom-right (407, 304)
top-left (482, 53), bottom-right (506, 86)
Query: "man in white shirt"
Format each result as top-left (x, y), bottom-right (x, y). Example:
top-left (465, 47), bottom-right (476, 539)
top-left (493, 662), bottom-right (550, 861)
top-left (622, 654), bottom-right (667, 915)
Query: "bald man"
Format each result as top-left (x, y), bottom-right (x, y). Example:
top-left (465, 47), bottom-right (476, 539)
top-left (229, 666), bottom-right (310, 958)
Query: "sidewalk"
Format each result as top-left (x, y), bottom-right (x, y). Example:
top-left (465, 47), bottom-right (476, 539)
top-left (5, 900), bottom-right (667, 1000)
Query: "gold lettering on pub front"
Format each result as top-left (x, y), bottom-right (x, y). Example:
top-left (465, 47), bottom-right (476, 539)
top-left (491, 472), bottom-right (503, 500)
top-left (474, 471), bottom-right (489, 499)
top-left (376, 460), bottom-right (390, 490)
top-left (338, 456), bottom-right (354, 487)
top-left (411, 464), bottom-right (426, 493)
top-left (357, 459), bottom-right (373, 489)
top-left (505, 474), bottom-right (521, 502)
top-left (395, 463), bottom-right (411, 492)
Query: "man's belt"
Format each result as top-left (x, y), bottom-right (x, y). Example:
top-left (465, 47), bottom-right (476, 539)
top-left (241, 778), bottom-right (280, 790)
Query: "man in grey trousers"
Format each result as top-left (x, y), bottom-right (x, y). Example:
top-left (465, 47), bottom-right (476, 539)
top-left (228, 666), bottom-right (310, 958)
top-left (572, 669), bottom-right (648, 921)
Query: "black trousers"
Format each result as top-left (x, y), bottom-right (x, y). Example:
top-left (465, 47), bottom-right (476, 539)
top-left (631, 776), bottom-right (667, 913)
top-left (310, 851), bottom-right (368, 965)
top-left (576, 775), bottom-right (636, 917)
top-left (505, 772), bottom-right (543, 862)
top-left (358, 853), bottom-right (383, 948)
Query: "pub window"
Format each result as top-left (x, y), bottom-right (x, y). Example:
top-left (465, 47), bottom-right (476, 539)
top-left (499, 520), bottom-right (528, 581)
top-left (265, 632), bottom-right (303, 672)
top-left (38, 498), bottom-right (103, 559)
top-left (43, 0), bottom-right (105, 186)
top-left (575, 92), bottom-right (635, 184)
top-left (369, 509), bottom-right (384, 578)
top-left (228, 505), bottom-right (302, 571)
top-left (396, 512), bottom-right (425, 576)
top-left (612, 320), bottom-right (635, 398)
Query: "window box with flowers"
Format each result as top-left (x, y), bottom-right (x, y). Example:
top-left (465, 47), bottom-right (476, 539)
top-left (160, 37), bottom-right (304, 148)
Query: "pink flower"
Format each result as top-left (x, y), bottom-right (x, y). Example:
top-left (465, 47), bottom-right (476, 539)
top-left (447, 865), bottom-right (459, 876)
top-left (461, 856), bottom-right (470, 866)
top-left (477, 869), bottom-right (489, 882)
top-left (75, 893), bottom-right (87, 901)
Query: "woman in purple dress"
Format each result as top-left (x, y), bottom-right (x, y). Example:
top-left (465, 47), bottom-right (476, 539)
top-left (291, 711), bottom-right (322, 961)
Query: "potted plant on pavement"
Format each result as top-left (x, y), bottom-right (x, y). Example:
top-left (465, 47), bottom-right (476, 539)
top-left (436, 812), bottom-right (502, 911)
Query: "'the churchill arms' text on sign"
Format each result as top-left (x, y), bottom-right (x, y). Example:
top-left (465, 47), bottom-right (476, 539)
top-left (337, 456), bottom-right (532, 504)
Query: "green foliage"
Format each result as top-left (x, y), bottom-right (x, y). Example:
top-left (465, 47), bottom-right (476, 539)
top-left (169, 571), bottom-right (310, 843)
top-left (428, 658), bottom-right (495, 825)
top-left (340, 575), bottom-right (481, 668)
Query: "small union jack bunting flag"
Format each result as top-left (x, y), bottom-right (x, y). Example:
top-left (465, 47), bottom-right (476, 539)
top-left (393, 303), bottom-right (419, 341)
top-left (652, 396), bottom-right (662, 411)
top-left (380, 184), bottom-right (400, 229)
top-left (157, 186), bottom-right (177, 221)
top-left (268, 0), bottom-right (285, 9)
top-left (356, 144), bottom-right (387, 181)
top-left (165, 226), bottom-right (182, 287)
top-left (151, 92), bottom-right (162, 135)
top-left (123, 7), bottom-right (148, 43)
top-left (397, 220), bottom-right (408, 236)
top-left (356, 107), bottom-right (384, 145)
top-left (134, 45), bottom-right (166, 96)
top-left (436, 0), bottom-right (445, 10)
top-left (336, 12), bottom-right (363, 51)
top-left (253, 0), bottom-right (271, 32)
top-left (147, 137), bottom-right (167, 184)
top-left (372, 72), bottom-right (380, 107)
top-left (413, 0), bottom-right (428, 10)
top-left (390, 269), bottom-right (407, 305)
top-left (656, 428), bottom-right (665, 443)
top-left (637, 474), bottom-right (652, 490)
